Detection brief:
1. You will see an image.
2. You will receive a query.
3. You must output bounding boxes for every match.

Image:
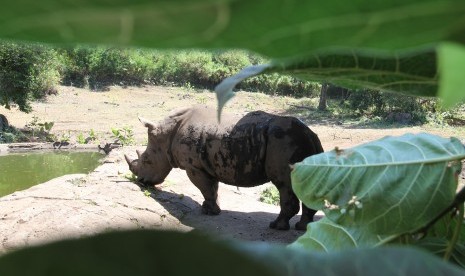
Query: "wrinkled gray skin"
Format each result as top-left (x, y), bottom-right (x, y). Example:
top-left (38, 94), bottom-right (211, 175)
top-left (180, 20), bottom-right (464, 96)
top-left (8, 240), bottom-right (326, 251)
top-left (125, 106), bottom-right (324, 230)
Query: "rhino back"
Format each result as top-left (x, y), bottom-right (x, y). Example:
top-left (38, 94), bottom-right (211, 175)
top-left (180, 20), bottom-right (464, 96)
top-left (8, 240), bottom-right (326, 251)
top-left (209, 111), bottom-right (271, 186)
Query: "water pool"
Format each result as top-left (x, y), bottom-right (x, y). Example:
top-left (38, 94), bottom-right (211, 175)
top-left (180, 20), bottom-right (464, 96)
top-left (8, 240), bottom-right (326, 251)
top-left (0, 151), bottom-right (104, 197)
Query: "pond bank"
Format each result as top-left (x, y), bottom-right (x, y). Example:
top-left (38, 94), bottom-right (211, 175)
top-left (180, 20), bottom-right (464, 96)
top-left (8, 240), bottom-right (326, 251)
top-left (0, 142), bottom-right (99, 154)
top-left (0, 147), bottom-right (190, 254)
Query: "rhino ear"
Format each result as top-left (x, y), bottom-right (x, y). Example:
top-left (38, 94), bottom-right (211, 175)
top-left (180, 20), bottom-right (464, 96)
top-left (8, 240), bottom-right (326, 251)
top-left (138, 116), bottom-right (157, 130)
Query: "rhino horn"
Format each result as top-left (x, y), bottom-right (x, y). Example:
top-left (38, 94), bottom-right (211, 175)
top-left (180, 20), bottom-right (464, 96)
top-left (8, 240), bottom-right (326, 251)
top-left (124, 154), bottom-right (133, 165)
top-left (138, 116), bottom-right (157, 130)
top-left (124, 154), bottom-right (138, 174)
top-left (136, 149), bottom-right (142, 159)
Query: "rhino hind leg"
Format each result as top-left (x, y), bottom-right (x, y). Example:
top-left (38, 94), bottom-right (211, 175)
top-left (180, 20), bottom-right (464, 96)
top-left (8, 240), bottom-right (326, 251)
top-left (186, 169), bottom-right (221, 215)
top-left (201, 200), bottom-right (221, 215)
top-left (269, 185), bottom-right (300, 230)
top-left (295, 204), bottom-right (317, 230)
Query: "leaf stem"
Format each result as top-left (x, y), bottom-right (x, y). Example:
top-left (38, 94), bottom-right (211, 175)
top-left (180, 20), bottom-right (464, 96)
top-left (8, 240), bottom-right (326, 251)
top-left (443, 203), bottom-right (464, 261)
top-left (415, 186), bottom-right (465, 236)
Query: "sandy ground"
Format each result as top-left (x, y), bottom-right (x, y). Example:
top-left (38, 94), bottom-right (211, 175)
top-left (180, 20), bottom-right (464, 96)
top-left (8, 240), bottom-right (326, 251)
top-left (3, 85), bottom-right (463, 149)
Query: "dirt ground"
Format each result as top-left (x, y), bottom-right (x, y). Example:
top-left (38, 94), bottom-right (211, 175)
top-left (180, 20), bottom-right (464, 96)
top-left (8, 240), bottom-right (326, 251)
top-left (1, 85), bottom-right (464, 246)
top-left (4, 85), bottom-right (463, 149)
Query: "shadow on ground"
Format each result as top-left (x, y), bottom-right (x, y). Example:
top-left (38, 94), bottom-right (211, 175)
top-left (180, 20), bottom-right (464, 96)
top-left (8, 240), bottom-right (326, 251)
top-left (280, 105), bottom-right (422, 129)
top-left (136, 184), bottom-right (310, 244)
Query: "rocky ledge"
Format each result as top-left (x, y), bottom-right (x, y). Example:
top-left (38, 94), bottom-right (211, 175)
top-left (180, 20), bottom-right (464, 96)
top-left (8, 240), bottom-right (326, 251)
top-left (0, 148), bottom-right (190, 254)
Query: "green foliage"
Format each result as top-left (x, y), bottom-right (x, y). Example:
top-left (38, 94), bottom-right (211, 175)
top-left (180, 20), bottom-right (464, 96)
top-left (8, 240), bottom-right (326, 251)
top-left (346, 90), bottom-right (433, 124)
top-left (111, 126), bottom-right (135, 146)
top-left (157, 50), bottom-right (217, 88)
top-left (25, 116), bottom-right (55, 142)
top-left (259, 186), bottom-right (280, 206)
top-left (143, 189), bottom-right (151, 197)
top-left (59, 45), bottom-right (101, 88)
top-left (415, 205), bottom-right (465, 267)
top-left (124, 173), bottom-right (137, 183)
top-left (1, 1), bottom-right (462, 56)
top-left (215, 48), bottom-right (449, 116)
top-left (57, 131), bottom-right (71, 143)
top-left (0, 131), bottom-right (14, 143)
top-left (89, 129), bottom-right (97, 140)
top-left (290, 133), bottom-right (465, 262)
top-left (0, 230), bottom-right (276, 276)
top-left (1, 0), bottom-right (465, 107)
top-left (0, 126), bottom-right (27, 143)
top-left (0, 230), bottom-right (464, 276)
top-left (76, 133), bottom-right (86, 144)
top-left (0, 42), bottom-right (60, 112)
top-left (61, 46), bottom-right (155, 89)
top-left (89, 48), bottom-right (154, 89)
top-left (86, 129), bottom-right (98, 144)
top-left (76, 129), bottom-right (98, 144)
top-left (288, 217), bottom-right (389, 251)
top-left (59, 46), bottom-right (318, 96)
top-left (239, 242), bottom-right (465, 276)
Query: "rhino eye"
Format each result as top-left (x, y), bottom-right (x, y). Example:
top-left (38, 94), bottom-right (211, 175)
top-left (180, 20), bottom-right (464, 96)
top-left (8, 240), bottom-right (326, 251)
top-left (141, 155), bottom-right (152, 165)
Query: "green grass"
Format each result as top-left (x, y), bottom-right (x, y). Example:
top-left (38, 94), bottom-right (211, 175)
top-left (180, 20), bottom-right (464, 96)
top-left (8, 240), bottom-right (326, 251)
top-left (259, 186), bottom-right (280, 206)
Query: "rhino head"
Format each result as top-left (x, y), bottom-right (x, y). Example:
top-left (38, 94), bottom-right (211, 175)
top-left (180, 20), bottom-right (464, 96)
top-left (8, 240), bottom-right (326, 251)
top-left (124, 116), bottom-right (172, 186)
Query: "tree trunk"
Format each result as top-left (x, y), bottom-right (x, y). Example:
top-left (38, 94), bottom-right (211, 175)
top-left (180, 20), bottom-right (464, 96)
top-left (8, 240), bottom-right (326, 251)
top-left (318, 83), bottom-right (328, 111)
top-left (0, 114), bottom-right (9, 130)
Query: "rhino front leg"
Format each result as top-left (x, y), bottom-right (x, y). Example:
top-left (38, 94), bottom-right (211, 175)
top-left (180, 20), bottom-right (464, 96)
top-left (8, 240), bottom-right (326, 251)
top-left (186, 169), bottom-right (221, 215)
top-left (269, 184), bottom-right (300, 230)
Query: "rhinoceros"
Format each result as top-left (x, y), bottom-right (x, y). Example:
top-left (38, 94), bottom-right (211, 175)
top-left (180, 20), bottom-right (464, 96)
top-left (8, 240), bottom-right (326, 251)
top-left (125, 106), bottom-right (324, 230)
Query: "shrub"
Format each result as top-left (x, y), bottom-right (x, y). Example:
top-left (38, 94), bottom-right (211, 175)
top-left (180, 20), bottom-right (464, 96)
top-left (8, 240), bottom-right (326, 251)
top-left (60, 46), bottom-right (321, 97)
top-left (60, 46), bottom-right (102, 87)
top-left (0, 42), bottom-right (61, 112)
top-left (111, 126), bottom-right (135, 146)
top-left (0, 43), bottom-right (323, 107)
top-left (0, 125), bottom-right (28, 143)
top-left (347, 90), bottom-right (433, 124)
top-left (88, 47), bottom-right (154, 89)
top-left (168, 50), bottom-right (217, 88)
top-left (259, 186), bottom-right (280, 205)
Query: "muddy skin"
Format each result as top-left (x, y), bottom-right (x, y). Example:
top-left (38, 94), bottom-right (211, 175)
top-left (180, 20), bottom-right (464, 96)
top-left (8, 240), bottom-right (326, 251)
top-left (125, 105), bottom-right (324, 230)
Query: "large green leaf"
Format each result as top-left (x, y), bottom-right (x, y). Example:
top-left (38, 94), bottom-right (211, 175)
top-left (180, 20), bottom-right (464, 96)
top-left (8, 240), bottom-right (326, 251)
top-left (0, 230), bottom-right (275, 276)
top-left (415, 237), bottom-right (465, 268)
top-left (287, 217), bottom-right (392, 252)
top-left (1, 0), bottom-right (464, 57)
top-left (1, 0), bottom-right (465, 109)
top-left (414, 208), bottom-right (465, 267)
top-left (427, 210), bottom-right (465, 243)
top-left (438, 43), bottom-right (465, 107)
top-left (215, 47), bottom-right (439, 113)
top-left (291, 133), bottom-right (465, 235)
top-left (237, 242), bottom-right (465, 276)
top-left (1, 229), bottom-right (464, 276)
top-left (215, 43), bottom-right (465, 113)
